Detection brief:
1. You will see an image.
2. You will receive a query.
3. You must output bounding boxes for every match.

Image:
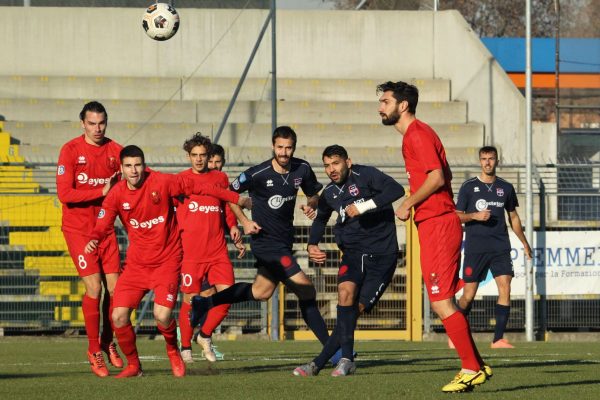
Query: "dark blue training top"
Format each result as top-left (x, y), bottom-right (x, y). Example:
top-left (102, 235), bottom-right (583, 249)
top-left (230, 157), bottom-right (322, 248)
top-left (309, 164), bottom-right (405, 255)
top-left (455, 176), bottom-right (519, 254)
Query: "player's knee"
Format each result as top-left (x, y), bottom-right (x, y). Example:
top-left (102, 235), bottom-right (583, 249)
top-left (112, 312), bottom-right (129, 328)
top-left (84, 283), bottom-right (102, 298)
top-left (153, 314), bottom-right (171, 327)
top-left (288, 282), bottom-right (316, 301)
top-left (252, 288), bottom-right (273, 301)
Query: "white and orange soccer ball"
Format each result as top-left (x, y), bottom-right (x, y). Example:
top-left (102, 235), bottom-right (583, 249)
top-left (142, 3), bottom-right (180, 41)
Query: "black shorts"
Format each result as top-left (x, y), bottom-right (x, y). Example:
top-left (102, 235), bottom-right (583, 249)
top-left (252, 244), bottom-right (302, 283)
top-left (338, 251), bottom-right (398, 313)
top-left (462, 251), bottom-right (514, 283)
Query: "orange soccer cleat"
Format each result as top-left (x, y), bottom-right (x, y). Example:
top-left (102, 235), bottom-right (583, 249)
top-left (114, 364), bottom-right (143, 378)
top-left (491, 338), bottom-right (515, 349)
top-left (87, 351), bottom-right (109, 377)
top-left (167, 349), bottom-right (186, 378)
top-left (102, 342), bottom-right (124, 368)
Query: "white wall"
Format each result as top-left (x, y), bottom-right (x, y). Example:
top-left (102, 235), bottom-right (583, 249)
top-left (0, 7), bottom-right (529, 161)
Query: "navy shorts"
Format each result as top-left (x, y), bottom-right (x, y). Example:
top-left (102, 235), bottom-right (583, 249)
top-left (338, 251), bottom-right (398, 312)
top-left (462, 251), bottom-right (514, 283)
top-left (252, 244), bottom-right (302, 283)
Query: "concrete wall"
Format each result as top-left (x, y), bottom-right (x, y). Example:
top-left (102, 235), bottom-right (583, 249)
top-left (0, 7), bottom-right (528, 161)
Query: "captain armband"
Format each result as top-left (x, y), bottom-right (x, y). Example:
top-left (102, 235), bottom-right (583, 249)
top-left (354, 199), bottom-right (377, 214)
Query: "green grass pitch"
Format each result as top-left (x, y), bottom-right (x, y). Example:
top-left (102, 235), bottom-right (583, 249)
top-left (1, 337), bottom-right (599, 399)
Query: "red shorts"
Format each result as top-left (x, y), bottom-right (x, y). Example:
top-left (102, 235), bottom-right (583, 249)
top-left (417, 212), bottom-right (464, 302)
top-left (113, 261), bottom-right (180, 309)
top-left (180, 256), bottom-right (234, 294)
top-left (63, 230), bottom-right (120, 277)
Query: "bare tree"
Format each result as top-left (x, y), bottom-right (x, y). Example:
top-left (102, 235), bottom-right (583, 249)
top-left (336, 0), bottom-right (596, 38)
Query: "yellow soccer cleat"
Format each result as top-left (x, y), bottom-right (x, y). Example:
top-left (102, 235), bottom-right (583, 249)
top-left (441, 370), bottom-right (486, 393)
top-left (482, 364), bottom-right (493, 379)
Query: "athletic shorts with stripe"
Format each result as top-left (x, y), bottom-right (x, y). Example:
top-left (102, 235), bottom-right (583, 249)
top-left (63, 230), bottom-right (120, 277)
top-left (113, 260), bottom-right (180, 309)
top-left (337, 251), bottom-right (398, 313)
top-left (417, 212), bottom-right (464, 302)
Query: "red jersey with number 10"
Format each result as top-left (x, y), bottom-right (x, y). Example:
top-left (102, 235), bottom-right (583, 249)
top-left (176, 169), bottom-right (237, 261)
top-left (56, 135), bottom-right (122, 235)
top-left (90, 169), bottom-right (239, 267)
top-left (402, 119), bottom-right (455, 223)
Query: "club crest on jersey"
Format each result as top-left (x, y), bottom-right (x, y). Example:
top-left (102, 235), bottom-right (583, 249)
top-left (107, 156), bottom-right (118, 170)
top-left (474, 187), bottom-right (480, 192)
top-left (349, 184), bottom-right (359, 197)
top-left (57, 165), bottom-right (65, 175)
top-left (151, 191), bottom-right (161, 204)
top-left (496, 188), bottom-right (504, 197)
top-left (77, 155), bottom-right (86, 164)
top-left (266, 179), bottom-right (274, 187)
top-left (97, 209), bottom-right (106, 219)
top-left (294, 178), bottom-right (302, 189)
top-left (122, 202), bottom-right (131, 211)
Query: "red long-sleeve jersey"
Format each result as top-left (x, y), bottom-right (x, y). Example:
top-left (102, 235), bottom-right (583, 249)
top-left (91, 169), bottom-right (240, 267)
top-left (176, 169), bottom-right (237, 261)
top-left (56, 135), bottom-right (122, 235)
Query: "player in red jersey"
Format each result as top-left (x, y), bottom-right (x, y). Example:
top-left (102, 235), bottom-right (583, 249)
top-left (84, 145), bottom-right (251, 378)
top-left (56, 101), bottom-right (123, 377)
top-left (176, 134), bottom-right (249, 363)
top-left (377, 81), bottom-right (490, 393)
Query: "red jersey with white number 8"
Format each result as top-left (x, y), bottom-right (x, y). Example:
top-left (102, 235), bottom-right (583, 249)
top-left (56, 135), bottom-right (122, 235)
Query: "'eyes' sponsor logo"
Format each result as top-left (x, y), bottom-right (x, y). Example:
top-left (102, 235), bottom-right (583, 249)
top-left (129, 216), bottom-right (165, 229)
top-left (77, 172), bottom-right (111, 186)
top-left (188, 201), bottom-right (222, 214)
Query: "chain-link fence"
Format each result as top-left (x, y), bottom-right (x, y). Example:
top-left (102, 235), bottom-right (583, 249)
top-left (3, 161), bottom-right (600, 336)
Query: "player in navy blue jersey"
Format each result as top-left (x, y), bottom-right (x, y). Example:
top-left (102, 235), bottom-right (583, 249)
top-left (190, 126), bottom-right (330, 346)
top-left (454, 146), bottom-right (531, 349)
top-left (293, 145), bottom-right (405, 377)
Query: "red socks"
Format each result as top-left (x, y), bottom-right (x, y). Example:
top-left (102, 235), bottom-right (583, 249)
top-left (114, 323), bottom-right (140, 368)
top-left (442, 311), bottom-right (481, 372)
top-left (82, 294), bottom-right (101, 353)
top-left (178, 301), bottom-right (193, 348)
top-left (200, 304), bottom-right (230, 338)
top-left (157, 319), bottom-right (179, 352)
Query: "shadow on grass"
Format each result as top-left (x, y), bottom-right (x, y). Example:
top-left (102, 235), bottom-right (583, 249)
top-left (486, 379), bottom-right (600, 392)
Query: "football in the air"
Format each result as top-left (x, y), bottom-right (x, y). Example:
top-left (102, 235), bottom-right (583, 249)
top-left (142, 3), bottom-right (180, 41)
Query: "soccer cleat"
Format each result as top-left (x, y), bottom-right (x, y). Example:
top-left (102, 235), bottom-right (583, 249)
top-left (167, 349), bottom-right (186, 377)
top-left (114, 364), bottom-right (143, 378)
top-left (102, 342), bottom-right (124, 368)
top-left (482, 364), bottom-right (493, 379)
top-left (331, 358), bottom-right (356, 377)
top-left (293, 362), bottom-right (320, 376)
top-left (441, 370), bottom-right (486, 393)
top-left (329, 348), bottom-right (358, 366)
top-left (211, 344), bottom-right (225, 361)
top-left (87, 351), bottom-right (109, 377)
top-left (198, 336), bottom-right (217, 362)
top-left (180, 348), bottom-right (194, 364)
top-left (491, 338), bottom-right (514, 349)
top-left (190, 295), bottom-right (210, 328)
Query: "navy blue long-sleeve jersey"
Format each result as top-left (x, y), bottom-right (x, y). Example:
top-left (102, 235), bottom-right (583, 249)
top-left (230, 157), bottom-right (323, 248)
top-left (308, 164), bottom-right (405, 255)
